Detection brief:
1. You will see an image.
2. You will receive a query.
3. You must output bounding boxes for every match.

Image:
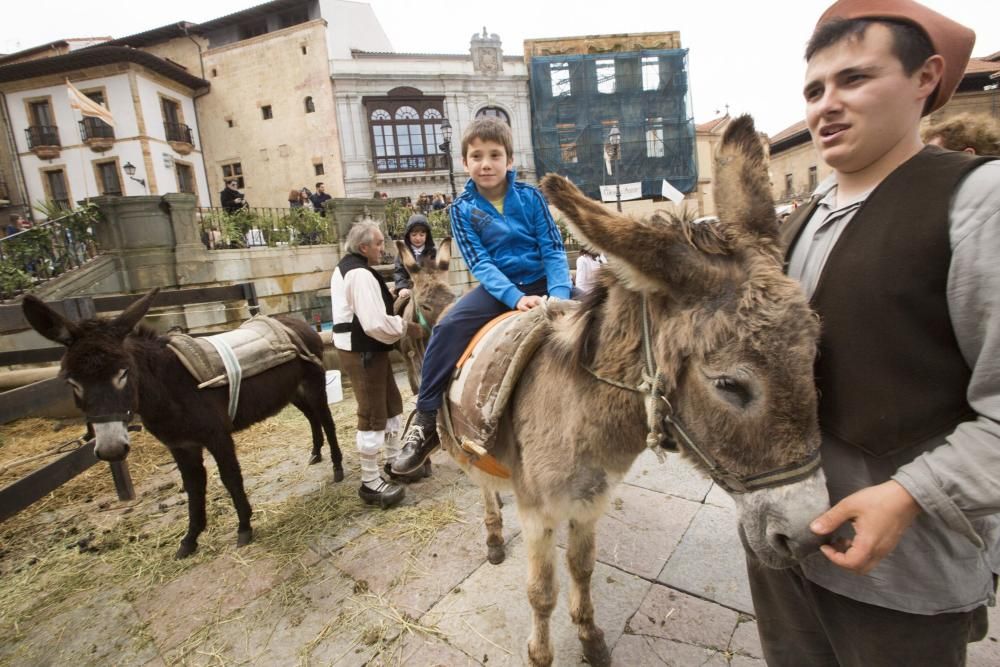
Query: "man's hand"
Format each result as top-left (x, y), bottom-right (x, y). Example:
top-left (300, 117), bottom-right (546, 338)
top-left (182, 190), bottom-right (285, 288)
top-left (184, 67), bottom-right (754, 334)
top-left (810, 480), bottom-right (922, 575)
top-left (516, 295), bottom-right (544, 312)
top-left (405, 322), bottom-right (425, 339)
top-left (398, 288), bottom-right (412, 299)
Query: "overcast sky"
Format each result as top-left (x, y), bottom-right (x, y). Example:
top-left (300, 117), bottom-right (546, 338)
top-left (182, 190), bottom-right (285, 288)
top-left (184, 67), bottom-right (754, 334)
top-left (4, 0), bottom-right (999, 136)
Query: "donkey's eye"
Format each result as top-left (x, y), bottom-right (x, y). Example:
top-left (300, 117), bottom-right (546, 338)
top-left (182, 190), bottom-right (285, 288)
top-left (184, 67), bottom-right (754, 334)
top-left (420, 304), bottom-right (432, 311)
top-left (113, 368), bottom-right (129, 390)
top-left (710, 376), bottom-right (753, 408)
top-left (66, 378), bottom-right (83, 398)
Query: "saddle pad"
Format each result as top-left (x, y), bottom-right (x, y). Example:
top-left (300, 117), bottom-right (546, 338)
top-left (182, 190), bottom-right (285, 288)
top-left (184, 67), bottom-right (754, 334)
top-left (443, 306), bottom-right (550, 455)
top-left (167, 315), bottom-right (315, 388)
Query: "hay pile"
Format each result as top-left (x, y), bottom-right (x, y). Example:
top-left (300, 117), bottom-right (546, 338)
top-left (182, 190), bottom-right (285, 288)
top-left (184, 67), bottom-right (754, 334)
top-left (0, 381), bottom-right (470, 664)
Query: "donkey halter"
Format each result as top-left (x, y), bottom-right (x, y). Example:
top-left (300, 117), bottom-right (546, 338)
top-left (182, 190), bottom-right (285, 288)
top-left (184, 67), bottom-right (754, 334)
top-left (584, 294), bottom-right (821, 494)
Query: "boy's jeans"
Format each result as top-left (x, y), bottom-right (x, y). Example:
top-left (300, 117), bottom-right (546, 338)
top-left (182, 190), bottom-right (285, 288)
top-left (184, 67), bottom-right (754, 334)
top-left (415, 277), bottom-right (548, 413)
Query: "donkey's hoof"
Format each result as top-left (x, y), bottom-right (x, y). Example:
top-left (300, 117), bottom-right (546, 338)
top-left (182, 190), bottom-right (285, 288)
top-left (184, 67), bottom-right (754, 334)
top-left (308, 452), bottom-right (322, 465)
top-left (237, 529), bottom-right (253, 547)
top-left (175, 541), bottom-right (198, 559)
top-left (527, 640), bottom-right (553, 667)
top-left (333, 466), bottom-right (345, 483)
top-left (580, 633), bottom-right (610, 667)
top-left (487, 544), bottom-right (506, 565)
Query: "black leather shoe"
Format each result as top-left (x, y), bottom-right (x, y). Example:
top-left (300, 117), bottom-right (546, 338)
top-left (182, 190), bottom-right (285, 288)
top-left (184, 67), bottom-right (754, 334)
top-left (358, 478), bottom-right (405, 509)
top-left (385, 459), bottom-right (432, 483)
top-left (392, 410), bottom-right (440, 475)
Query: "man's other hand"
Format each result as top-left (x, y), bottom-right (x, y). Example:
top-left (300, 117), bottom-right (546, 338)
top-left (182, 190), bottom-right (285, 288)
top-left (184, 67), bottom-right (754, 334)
top-left (516, 295), bottom-right (544, 312)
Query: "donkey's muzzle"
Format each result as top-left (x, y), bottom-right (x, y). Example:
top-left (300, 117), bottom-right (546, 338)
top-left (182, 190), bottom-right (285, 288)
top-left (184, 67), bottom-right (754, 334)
top-left (91, 421), bottom-right (133, 461)
top-left (95, 441), bottom-right (130, 462)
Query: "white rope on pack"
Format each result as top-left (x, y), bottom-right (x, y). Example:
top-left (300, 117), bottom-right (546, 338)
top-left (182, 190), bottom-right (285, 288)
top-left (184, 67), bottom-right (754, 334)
top-left (140, 305), bottom-right (250, 318)
top-left (204, 336), bottom-right (242, 422)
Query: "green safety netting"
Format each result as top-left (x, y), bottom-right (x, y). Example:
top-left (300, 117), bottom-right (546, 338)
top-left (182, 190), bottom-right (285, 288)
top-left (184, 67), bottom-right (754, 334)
top-left (529, 49), bottom-right (697, 201)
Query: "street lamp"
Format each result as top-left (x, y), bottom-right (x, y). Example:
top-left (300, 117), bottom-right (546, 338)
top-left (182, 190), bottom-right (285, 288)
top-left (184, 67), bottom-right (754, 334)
top-left (122, 161), bottom-right (147, 191)
top-left (439, 118), bottom-right (457, 200)
top-left (605, 125), bottom-right (622, 212)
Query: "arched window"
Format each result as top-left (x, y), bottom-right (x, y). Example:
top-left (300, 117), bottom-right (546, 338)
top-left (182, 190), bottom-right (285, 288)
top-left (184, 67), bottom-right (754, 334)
top-left (476, 106), bottom-right (510, 124)
top-left (304, 96), bottom-right (315, 113)
top-left (365, 97), bottom-right (447, 173)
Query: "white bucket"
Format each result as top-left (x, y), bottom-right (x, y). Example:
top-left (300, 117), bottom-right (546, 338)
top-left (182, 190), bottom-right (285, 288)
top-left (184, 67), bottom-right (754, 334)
top-left (325, 370), bottom-right (343, 404)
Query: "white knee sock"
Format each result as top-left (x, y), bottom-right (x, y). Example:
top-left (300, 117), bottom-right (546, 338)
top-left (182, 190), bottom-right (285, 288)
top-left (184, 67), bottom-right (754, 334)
top-left (356, 430), bottom-right (384, 486)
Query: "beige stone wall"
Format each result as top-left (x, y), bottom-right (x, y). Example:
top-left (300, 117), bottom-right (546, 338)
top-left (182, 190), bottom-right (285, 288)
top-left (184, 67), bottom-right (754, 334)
top-left (768, 140), bottom-right (834, 203)
top-left (523, 32), bottom-right (682, 65)
top-left (140, 35), bottom-right (210, 78)
top-left (198, 20), bottom-right (345, 209)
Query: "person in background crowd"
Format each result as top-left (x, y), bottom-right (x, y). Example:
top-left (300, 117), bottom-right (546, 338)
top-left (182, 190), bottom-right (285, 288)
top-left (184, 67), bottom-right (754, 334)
top-left (220, 180), bottom-right (247, 213)
top-left (393, 214), bottom-right (437, 302)
top-left (310, 182), bottom-right (332, 214)
top-left (574, 249), bottom-right (606, 295)
top-left (431, 193), bottom-right (446, 211)
top-left (288, 188), bottom-right (304, 209)
top-left (923, 112), bottom-right (1000, 155)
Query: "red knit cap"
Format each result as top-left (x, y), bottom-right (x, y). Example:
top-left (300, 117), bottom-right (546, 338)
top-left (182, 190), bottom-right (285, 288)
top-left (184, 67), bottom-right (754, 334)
top-left (816, 0), bottom-right (975, 114)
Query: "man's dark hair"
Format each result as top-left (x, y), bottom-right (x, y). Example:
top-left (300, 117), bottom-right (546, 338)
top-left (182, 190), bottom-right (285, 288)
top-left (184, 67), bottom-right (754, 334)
top-left (805, 18), bottom-right (934, 75)
top-left (315, 182), bottom-right (324, 189)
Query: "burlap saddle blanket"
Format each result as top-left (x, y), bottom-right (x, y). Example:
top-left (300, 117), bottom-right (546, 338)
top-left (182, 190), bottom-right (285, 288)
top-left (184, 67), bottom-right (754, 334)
top-left (440, 302), bottom-right (560, 477)
top-left (166, 315), bottom-right (323, 421)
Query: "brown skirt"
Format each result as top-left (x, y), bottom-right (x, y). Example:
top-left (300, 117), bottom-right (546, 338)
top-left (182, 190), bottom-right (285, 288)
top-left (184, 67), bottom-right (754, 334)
top-left (337, 349), bottom-right (402, 432)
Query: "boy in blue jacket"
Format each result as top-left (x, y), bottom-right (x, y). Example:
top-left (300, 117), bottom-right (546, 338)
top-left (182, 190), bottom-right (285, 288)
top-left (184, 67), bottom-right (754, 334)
top-left (392, 118), bottom-right (572, 474)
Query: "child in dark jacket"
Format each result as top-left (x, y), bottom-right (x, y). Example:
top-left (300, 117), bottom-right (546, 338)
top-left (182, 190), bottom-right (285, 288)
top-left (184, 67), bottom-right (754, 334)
top-left (392, 118), bottom-right (571, 475)
top-left (393, 214), bottom-right (437, 300)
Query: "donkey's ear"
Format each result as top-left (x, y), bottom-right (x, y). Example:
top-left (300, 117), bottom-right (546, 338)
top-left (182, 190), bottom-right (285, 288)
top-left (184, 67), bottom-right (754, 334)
top-left (541, 175), bottom-right (732, 294)
top-left (714, 115), bottom-right (779, 242)
top-left (22, 294), bottom-right (81, 346)
top-left (435, 238), bottom-right (451, 272)
top-left (395, 239), bottom-right (419, 275)
top-left (113, 288), bottom-right (158, 336)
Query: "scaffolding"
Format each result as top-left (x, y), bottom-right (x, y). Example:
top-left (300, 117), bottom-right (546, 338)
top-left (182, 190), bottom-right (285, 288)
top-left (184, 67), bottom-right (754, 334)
top-left (529, 49), bottom-right (697, 201)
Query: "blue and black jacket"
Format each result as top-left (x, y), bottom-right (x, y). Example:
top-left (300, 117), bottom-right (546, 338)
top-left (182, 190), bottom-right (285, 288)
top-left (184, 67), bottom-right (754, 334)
top-left (450, 170), bottom-right (572, 309)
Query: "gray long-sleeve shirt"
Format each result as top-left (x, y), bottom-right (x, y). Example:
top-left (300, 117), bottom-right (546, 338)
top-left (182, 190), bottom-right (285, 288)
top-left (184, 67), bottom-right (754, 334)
top-left (789, 160), bottom-right (1000, 615)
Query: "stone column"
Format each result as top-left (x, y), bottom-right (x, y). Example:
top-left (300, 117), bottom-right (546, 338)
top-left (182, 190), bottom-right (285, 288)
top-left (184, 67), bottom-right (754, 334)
top-left (91, 195), bottom-right (179, 291)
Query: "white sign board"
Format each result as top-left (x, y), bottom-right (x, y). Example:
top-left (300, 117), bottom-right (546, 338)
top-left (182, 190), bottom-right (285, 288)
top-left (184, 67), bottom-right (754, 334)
top-left (661, 179), bottom-right (686, 204)
top-left (599, 182), bottom-right (642, 203)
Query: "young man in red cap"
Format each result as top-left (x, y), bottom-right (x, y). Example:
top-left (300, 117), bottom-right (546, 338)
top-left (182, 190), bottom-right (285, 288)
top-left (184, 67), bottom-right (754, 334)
top-left (748, 1), bottom-right (1000, 664)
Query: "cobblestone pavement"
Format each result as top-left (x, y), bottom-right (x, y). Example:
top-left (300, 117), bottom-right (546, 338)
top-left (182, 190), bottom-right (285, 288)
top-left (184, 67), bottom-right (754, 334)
top-left (2, 376), bottom-right (997, 666)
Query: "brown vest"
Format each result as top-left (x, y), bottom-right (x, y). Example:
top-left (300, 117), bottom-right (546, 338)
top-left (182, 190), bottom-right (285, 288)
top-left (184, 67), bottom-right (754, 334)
top-left (780, 146), bottom-right (993, 457)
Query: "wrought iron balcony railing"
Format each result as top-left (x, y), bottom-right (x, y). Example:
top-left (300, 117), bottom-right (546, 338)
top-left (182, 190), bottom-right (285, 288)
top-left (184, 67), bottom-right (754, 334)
top-left (164, 121), bottom-right (193, 145)
top-left (25, 125), bottom-right (60, 148)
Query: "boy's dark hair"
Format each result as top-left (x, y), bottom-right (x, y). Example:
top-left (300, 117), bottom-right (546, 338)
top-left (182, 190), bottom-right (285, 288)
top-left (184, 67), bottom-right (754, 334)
top-left (806, 17), bottom-right (934, 75)
top-left (461, 118), bottom-right (514, 159)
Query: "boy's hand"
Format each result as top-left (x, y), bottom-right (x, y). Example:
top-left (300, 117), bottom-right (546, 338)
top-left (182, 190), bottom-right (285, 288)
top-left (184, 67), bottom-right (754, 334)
top-left (398, 288), bottom-right (412, 299)
top-left (516, 295), bottom-right (544, 311)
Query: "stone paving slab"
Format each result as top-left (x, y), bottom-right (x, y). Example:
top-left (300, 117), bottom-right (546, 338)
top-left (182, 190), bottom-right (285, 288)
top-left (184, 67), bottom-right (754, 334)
top-left (0, 587), bottom-right (159, 667)
top-left (623, 448), bottom-right (714, 503)
top-left (626, 582), bottom-right (741, 651)
top-left (557, 482), bottom-right (700, 580)
top-left (968, 602), bottom-right (1000, 667)
top-left (133, 551), bottom-right (291, 651)
top-left (423, 534), bottom-right (651, 666)
top-left (729, 618), bottom-right (763, 659)
top-left (658, 503), bottom-right (753, 614)
top-left (610, 633), bottom-right (727, 666)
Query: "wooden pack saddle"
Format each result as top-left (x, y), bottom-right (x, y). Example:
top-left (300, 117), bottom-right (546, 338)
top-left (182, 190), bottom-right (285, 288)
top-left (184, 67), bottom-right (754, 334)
top-left (166, 315), bottom-right (323, 421)
top-left (440, 304), bottom-right (554, 477)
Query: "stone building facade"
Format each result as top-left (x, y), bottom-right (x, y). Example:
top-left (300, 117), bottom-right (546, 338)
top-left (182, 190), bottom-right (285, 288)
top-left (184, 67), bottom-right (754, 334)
top-left (0, 47), bottom-right (211, 219)
top-left (331, 29), bottom-right (533, 200)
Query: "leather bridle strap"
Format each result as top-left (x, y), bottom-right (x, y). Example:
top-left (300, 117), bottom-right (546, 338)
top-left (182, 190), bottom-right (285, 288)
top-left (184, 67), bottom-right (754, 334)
top-left (88, 410), bottom-right (133, 425)
top-left (410, 292), bottom-right (432, 334)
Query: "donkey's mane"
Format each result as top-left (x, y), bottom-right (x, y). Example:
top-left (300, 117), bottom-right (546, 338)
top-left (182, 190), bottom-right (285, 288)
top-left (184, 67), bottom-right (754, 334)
top-left (548, 223), bottom-right (815, 378)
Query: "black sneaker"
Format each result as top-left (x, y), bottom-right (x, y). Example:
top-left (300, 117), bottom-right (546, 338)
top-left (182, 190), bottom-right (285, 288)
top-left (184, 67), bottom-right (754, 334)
top-left (385, 459), bottom-right (432, 483)
top-left (391, 410), bottom-right (440, 475)
top-left (358, 478), bottom-right (405, 509)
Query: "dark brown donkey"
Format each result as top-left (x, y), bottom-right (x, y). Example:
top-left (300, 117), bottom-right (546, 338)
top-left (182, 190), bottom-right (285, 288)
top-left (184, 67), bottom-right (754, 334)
top-left (441, 116), bottom-right (831, 666)
top-left (22, 289), bottom-right (343, 558)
